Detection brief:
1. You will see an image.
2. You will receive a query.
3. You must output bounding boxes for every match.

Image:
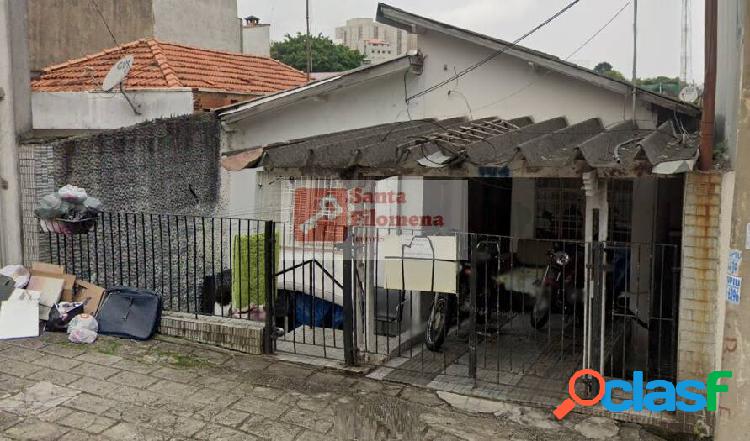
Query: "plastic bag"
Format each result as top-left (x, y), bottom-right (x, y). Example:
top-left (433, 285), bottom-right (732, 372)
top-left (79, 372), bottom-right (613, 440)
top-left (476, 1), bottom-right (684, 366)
top-left (68, 313), bottom-right (98, 332)
top-left (69, 328), bottom-right (97, 344)
top-left (0, 265), bottom-right (30, 288)
top-left (46, 302), bottom-right (84, 332)
top-left (67, 313), bottom-right (98, 344)
top-left (58, 185), bottom-right (88, 203)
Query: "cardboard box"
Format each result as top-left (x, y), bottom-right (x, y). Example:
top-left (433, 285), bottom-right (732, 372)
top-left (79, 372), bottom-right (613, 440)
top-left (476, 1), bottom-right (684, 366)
top-left (75, 281), bottom-right (105, 315)
top-left (0, 289), bottom-right (40, 340)
top-left (31, 262), bottom-right (65, 274)
top-left (28, 262), bottom-right (105, 316)
top-left (30, 262), bottom-right (75, 302)
top-left (26, 276), bottom-right (64, 320)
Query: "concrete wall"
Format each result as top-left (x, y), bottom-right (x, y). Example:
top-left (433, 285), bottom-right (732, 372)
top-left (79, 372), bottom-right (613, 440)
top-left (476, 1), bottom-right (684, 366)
top-left (241, 25), bottom-right (270, 57)
top-left (716, 0), bottom-right (745, 165)
top-left (31, 90), bottom-right (195, 130)
top-left (28, 0), bottom-right (154, 72)
top-left (152, 0), bottom-right (240, 53)
top-left (29, 113), bottom-right (221, 214)
top-left (678, 172), bottom-right (724, 381)
top-left (28, 0), bottom-right (241, 73)
top-left (0, 0), bottom-right (32, 265)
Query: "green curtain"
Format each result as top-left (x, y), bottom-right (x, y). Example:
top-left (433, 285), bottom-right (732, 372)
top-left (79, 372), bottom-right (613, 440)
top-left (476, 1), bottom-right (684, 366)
top-left (231, 233), bottom-right (278, 311)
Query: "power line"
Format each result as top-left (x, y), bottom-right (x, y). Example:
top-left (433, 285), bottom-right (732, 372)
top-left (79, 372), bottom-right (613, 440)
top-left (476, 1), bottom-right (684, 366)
top-left (472, 1), bottom-right (631, 113)
top-left (406, 0), bottom-right (583, 102)
top-left (88, 0), bottom-right (118, 46)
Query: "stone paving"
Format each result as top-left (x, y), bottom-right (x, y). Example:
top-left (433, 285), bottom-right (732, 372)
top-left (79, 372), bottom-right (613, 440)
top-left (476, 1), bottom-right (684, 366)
top-left (0, 333), bottom-right (679, 440)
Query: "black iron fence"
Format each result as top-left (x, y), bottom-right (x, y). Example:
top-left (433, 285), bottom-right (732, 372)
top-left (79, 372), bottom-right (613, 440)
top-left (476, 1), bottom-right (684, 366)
top-left (40, 214), bottom-right (681, 393)
top-left (40, 212), bottom-right (275, 329)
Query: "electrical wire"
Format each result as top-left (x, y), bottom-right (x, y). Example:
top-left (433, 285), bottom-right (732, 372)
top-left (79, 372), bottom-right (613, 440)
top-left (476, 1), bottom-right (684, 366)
top-left (88, 0), bottom-right (118, 46)
top-left (473, 1), bottom-right (631, 113)
top-left (406, 0), bottom-right (582, 102)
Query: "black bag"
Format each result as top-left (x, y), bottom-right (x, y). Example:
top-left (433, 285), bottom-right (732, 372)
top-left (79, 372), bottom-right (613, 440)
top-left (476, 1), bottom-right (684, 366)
top-left (46, 302), bottom-right (85, 332)
top-left (96, 287), bottom-right (162, 340)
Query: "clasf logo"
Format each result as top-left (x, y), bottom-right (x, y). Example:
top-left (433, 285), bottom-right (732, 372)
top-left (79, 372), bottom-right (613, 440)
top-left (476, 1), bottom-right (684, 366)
top-left (553, 369), bottom-right (732, 420)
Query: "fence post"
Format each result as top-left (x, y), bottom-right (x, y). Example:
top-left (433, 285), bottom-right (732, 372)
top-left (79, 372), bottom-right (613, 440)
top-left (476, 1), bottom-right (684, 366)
top-left (468, 234), bottom-right (478, 381)
top-left (263, 221), bottom-right (276, 354)
top-left (342, 234), bottom-right (356, 366)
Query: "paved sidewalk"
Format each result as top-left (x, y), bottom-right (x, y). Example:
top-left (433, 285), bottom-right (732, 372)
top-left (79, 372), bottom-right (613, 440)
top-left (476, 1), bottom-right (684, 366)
top-left (0, 333), bottom-right (670, 440)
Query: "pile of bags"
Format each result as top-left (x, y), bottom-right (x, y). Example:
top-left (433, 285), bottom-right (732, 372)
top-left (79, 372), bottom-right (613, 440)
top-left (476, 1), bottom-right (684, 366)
top-left (0, 263), bottom-right (162, 343)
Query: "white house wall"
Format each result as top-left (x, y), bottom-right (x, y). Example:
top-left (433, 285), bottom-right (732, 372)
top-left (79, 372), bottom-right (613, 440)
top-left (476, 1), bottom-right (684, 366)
top-left (411, 31), bottom-right (656, 128)
top-left (224, 31), bottom-right (660, 154)
top-left (31, 90), bottom-right (195, 130)
top-left (223, 70), bottom-right (410, 152)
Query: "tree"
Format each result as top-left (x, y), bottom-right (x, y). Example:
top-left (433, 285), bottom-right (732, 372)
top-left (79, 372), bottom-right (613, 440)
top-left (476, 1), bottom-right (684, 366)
top-left (271, 33), bottom-right (365, 72)
top-left (593, 62), bottom-right (613, 74)
top-left (592, 61), bottom-right (626, 81)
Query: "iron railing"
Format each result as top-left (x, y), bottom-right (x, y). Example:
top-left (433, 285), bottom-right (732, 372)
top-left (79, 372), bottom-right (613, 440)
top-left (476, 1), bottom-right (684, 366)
top-left (40, 212), bottom-right (275, 333)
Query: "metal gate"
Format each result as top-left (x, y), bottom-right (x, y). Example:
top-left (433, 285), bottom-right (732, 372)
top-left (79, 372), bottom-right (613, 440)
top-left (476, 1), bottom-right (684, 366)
top-left (328, 228), bottom-right (680, 404)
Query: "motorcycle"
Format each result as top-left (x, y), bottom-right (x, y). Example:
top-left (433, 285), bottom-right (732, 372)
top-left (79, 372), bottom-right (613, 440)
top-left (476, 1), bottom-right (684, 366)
top-left (527, 250), bottom-right (581, 330)
top-left (425, 263), bottom-right (468, 351)
top-left (425, 247), bottom-right (497, 351)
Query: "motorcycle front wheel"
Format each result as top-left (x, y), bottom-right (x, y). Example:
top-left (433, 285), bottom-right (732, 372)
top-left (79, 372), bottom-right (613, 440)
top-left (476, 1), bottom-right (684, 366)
top-left (426, 294), bottom-right (449, 351)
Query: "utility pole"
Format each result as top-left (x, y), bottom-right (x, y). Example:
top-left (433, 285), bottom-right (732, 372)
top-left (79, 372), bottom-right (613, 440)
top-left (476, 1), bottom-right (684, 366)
top-left (305, 0), bottom-right (312, 82)
top-left (0, 0), bottom-right (31, 266)
top-left (631, 0), bottom-right (638, 122)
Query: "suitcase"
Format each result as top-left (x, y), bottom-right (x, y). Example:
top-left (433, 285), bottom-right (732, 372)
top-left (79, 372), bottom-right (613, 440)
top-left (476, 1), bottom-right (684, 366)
top-left (96, 287), bottom-right (162, 340)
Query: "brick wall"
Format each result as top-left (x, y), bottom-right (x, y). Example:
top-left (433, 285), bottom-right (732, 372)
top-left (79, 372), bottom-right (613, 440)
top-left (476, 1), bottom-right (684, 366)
top-left (678, 172), bottom-right (723, 381)
top-left (192, 90), bottom-right (260, 112)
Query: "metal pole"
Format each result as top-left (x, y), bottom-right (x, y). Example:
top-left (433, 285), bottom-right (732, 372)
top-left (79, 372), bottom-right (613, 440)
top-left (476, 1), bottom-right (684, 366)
top-left (263, 221), bottom-right (276, 354)
top-left (469, 234), bottom-right (478, 381)
top-left (342, 234), bottom-right (356, 366)
top-left (699, 0), bottom-right (717, 171)
top-left (631, 0), bottom-right (638, 122)
top-left (305, 0), bottom-right (312, 82)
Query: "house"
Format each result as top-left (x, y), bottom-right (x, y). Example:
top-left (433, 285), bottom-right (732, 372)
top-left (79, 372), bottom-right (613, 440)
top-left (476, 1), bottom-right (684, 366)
top-left (19, 40), bottom-right (307, 264)
top-left (213, 3), bottom-right (725, 431)
top-left (29, 39), bottom-right (308, 133)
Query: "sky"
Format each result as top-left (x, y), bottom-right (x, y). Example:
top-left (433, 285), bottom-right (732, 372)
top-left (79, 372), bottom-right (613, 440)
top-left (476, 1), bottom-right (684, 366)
top-left (237, 0), bottom-right (704, 81)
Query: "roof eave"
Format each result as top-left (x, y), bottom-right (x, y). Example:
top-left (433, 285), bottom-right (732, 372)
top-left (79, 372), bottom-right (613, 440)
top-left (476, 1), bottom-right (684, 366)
top-left (376, 3), bottom-right (701, 118)
top-left (217, 56), bottom-right (413, 124)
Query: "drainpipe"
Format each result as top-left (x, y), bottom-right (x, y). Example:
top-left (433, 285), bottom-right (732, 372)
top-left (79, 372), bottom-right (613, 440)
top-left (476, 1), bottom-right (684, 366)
top-left (699, 0), bottom-right (717, 171)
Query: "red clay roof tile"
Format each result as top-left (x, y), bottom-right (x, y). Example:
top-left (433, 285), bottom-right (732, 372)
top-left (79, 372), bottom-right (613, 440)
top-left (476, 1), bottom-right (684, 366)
top-left (31, 39), bottom-right (308, 94)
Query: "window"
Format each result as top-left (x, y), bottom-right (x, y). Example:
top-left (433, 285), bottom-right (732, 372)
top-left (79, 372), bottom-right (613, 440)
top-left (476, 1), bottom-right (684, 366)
top-left (534, 179), bottom-right (584, 241)
top-left (607, 179), bottom-right (633, 243)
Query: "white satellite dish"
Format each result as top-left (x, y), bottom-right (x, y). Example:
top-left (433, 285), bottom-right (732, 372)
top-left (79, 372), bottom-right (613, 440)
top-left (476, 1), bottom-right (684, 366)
top-left (679, 85), bottom-right (699, 103)
top-left (102, 55), bottom-right (134, 92)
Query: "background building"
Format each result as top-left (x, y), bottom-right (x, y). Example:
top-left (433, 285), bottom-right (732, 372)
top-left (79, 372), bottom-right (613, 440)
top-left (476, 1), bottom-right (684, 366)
top-left (27, 0), bottom-right (241, 74)
top-left (334, 17), bottom-right (415, 64)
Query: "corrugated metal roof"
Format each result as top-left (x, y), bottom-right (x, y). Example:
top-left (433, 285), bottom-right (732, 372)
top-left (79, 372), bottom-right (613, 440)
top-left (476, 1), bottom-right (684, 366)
top-left (221, 116), bottom-right (699, 176)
